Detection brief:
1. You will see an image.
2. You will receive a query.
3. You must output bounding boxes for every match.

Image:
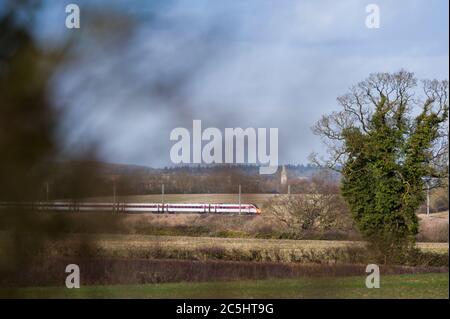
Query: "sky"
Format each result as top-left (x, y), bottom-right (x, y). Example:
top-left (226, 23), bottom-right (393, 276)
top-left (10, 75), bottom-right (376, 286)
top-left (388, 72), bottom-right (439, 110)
top-left (30, 0), bottom-right (449, 168)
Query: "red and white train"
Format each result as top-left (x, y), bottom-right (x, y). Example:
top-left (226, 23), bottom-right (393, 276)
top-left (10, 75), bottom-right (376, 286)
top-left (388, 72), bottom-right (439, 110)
top-left (0, 202), bottom-right (261, 215)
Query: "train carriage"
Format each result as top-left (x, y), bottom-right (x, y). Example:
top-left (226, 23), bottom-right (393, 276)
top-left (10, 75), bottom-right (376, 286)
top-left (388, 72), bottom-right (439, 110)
top-left (0, 201), bottom-right (261, 215)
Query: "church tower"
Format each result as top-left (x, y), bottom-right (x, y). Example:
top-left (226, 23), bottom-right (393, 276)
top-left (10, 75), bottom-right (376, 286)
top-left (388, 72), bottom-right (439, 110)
top-left (280, 165), bottom-right (287, 186)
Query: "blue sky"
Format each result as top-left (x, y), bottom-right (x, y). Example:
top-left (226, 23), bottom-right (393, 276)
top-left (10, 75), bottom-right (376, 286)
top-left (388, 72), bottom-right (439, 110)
top-left (28, 0), bottom-right (449, 167)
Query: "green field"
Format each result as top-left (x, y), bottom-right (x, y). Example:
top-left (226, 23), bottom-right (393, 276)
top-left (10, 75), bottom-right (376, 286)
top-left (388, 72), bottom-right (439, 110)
top-left (3, 273), bottom-right (448, 299)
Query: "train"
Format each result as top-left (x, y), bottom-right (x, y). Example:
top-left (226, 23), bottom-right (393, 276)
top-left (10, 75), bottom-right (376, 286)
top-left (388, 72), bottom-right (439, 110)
top-left (0, 201), bottom-right (261, 215)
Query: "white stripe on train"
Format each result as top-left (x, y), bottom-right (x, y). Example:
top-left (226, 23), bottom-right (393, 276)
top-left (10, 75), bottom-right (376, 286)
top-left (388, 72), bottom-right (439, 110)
top-left (0, 202), bottom-right (261, 214)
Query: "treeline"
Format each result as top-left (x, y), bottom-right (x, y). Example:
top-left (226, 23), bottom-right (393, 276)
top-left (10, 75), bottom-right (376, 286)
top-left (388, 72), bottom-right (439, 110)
top-left (38, 161), bottom-right (330, 200)
top-left (160, 163), bottom-right (321, 177)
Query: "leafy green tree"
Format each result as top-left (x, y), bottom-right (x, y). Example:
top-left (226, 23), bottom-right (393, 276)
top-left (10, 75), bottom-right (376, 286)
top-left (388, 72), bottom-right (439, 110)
top-left (312, 71), bottom-right (448, 256)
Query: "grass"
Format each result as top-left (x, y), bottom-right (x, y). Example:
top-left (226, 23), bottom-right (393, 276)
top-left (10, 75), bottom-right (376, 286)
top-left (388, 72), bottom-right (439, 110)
top-left (2, 232), bottom-right (445, 263)
top-left (418, 211), bottom-right (449, 243)
top-left (3, 273), bottom-right (448, 299)
top-left (17, 233), bottom-right (444, 266)
top-left (55, 233), bottom-right (450, 255)
top-left (423, 211), bottom-right (449, 219)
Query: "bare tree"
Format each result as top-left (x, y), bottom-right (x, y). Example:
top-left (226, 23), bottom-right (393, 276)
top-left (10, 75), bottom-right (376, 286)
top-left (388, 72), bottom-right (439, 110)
top-left (264, 172), bottom-right (352, 236)
top-left (311, 70), bottom-right (449, 188)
